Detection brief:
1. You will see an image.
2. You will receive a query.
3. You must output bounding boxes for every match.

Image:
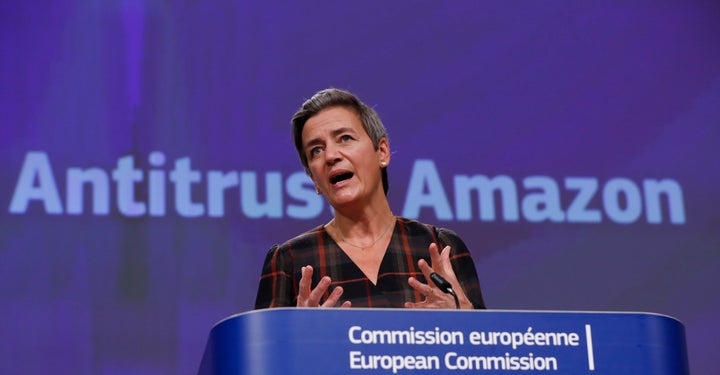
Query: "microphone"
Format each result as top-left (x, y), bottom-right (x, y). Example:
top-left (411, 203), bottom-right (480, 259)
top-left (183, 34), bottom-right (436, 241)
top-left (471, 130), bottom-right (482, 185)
top-left (429, 272), bottom-right (460, 309)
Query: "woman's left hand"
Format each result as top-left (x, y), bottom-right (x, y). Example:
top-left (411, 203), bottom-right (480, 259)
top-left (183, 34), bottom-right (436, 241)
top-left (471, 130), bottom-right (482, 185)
top-left (404, 243), bottom-right (473, 309)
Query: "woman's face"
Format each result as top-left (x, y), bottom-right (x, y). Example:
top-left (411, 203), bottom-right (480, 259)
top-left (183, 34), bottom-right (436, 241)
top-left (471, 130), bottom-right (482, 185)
top-left (301, 106), bottom-right (389, 211)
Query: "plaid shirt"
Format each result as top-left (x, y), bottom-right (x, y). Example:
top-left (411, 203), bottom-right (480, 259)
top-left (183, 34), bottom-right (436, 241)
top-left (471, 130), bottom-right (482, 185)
top-left (254, 217), bottom-right (485, 309)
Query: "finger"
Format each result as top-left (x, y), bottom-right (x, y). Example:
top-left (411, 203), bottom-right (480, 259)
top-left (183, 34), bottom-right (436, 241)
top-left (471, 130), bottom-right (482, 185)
top-left (404, 287), bottom-right (432, 308)
top-left (438, 245), bottom-right (452, 268)
top-left (436, 246), bottom-right (461, 287)
top-left (340, 301), bottom-right (352, 308)
top-left (417, 258), bottom-right (435, 287)
top-left (297, 266), bottom-right (313, 304)
top-left (406, 297), bottom-right (452, 309)
top-left (408, 276), bottom-right (435, 298)
top-left (406, 278), bottom-right (453, 309)
top-left (428, 245), bottom-right (456, 288)
top-left (404, 301), bottom-right (423, 308)
top-left (428, 242), bottom-right (442, 269)
top-left (429, 244), bottom-right (452, 274)
top-left (322, 286), bottom-right (344, 307)
top-left (307, 276), bottom-right (332, 306)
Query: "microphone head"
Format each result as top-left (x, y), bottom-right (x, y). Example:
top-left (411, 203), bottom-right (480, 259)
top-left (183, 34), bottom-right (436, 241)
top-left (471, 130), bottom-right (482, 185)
top-left (429, 272), bottom-right (453, 294)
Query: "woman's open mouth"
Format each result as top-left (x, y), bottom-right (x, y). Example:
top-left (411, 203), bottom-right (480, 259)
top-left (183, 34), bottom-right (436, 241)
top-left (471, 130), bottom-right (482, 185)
top-left (330, 172), bottom-right (354, 185)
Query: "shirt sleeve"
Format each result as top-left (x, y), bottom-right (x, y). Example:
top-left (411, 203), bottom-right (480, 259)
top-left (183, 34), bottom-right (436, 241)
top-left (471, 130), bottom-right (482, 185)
top-left (436, 228), bottom-right (486, 309)
top-left (254, 244), bottom-right (296, 309)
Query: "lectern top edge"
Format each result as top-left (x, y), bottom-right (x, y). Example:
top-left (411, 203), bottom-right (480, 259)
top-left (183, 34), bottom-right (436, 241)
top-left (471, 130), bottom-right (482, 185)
top-left (211, 307), bottom-right (684, 330)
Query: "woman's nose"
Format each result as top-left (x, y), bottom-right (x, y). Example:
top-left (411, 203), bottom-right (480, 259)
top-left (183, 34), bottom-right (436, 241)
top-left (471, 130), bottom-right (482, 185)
top-left (324, 144), bottom-right (342, 163)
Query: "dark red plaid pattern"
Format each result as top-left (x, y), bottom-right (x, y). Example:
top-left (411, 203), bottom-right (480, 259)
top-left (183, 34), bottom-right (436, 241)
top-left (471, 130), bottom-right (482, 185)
top-left (254, 217), bottom-right (485, 309)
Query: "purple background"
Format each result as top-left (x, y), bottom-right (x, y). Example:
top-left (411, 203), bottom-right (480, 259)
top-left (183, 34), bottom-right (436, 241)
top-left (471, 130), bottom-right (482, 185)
top-left (1, 1), bottom-right (719, 374)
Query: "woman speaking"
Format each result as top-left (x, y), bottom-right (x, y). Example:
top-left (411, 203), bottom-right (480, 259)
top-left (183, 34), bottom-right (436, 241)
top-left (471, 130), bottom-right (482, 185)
top-left (254, 88), bottom-right (485, 309)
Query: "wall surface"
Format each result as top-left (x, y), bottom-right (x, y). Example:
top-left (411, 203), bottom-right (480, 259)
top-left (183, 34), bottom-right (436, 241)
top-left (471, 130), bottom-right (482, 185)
top-left (1, 1), bottom-right (718, 374)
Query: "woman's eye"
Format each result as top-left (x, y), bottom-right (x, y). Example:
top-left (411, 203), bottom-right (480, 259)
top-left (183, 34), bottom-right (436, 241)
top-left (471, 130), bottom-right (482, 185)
top-left (340, 134), bottom-right (353, 142)
top-left (309, 147), bottom-right (322, 157)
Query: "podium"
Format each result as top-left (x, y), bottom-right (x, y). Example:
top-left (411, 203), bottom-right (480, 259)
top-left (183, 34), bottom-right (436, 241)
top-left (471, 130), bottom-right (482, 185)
top-left (198, 308), bottom-right (688, 375)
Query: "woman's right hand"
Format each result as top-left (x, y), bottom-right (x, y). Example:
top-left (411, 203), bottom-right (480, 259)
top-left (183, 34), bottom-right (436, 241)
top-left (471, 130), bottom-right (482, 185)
top-left (297, 265), bottom-right (352, 307)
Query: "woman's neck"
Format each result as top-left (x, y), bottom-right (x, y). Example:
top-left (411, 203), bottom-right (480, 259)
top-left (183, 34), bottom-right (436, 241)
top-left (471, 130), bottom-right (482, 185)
top-left (329, 203), bottom-right (395, 248)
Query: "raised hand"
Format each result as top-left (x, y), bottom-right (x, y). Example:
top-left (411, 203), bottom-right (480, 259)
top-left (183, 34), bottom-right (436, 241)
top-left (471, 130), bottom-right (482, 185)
top-left (404, 243), bottom-right (473, 309)
top-left (297, 265), bottom-right (351, 308)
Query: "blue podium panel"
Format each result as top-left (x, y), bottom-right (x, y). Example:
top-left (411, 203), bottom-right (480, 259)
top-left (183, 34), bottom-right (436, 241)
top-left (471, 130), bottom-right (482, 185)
top-left (198, 309), bottom-right (688, 375)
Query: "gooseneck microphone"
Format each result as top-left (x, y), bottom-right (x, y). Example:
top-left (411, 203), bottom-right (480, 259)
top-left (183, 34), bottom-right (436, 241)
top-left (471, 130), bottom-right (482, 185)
top-left (429, 272), bottom-right (460, 309)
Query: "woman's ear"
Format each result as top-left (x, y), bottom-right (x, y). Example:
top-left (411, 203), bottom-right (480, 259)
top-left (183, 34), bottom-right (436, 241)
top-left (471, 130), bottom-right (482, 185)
top-left (377, 137), bottom-right (390, 166)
